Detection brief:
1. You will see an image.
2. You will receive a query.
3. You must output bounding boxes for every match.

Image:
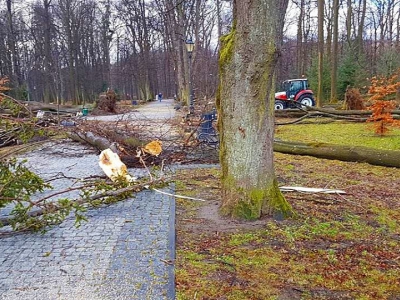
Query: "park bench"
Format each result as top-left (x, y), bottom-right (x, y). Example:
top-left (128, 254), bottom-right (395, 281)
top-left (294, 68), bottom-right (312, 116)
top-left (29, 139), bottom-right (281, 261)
top-left (197, 110), bottom-right (219, 148)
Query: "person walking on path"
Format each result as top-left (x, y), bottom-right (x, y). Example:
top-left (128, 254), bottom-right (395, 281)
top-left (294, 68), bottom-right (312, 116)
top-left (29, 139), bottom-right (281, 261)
top-left (158, 92), bottom-right (163, 102)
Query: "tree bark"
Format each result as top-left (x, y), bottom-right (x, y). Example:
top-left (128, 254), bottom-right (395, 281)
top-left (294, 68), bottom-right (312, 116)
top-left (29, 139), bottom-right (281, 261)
top-left (296, 0), bottom-right (305, 77)
top-left (41, 0), bottom-right (56, 104)
top-left (217, 0), bottom-right (292, 220)
top-left (317, 0), bottom-right (324, 107)
top-left (330, 0), bottom-right (339, 103)
top-left (274, 140), bottom-right (400, 168)
top-left (346, 0), bottom-right (352, 46)
top-left (6, 0), bottom-right (22, 90)
top-left (164, 0), bottom-right (187, 104)
top-left (356, 0), bottom-right (367, 54)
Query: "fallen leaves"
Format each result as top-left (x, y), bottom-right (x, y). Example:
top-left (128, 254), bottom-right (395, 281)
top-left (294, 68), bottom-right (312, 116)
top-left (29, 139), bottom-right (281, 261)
top-left (142, 140), bottom-right (163, 156)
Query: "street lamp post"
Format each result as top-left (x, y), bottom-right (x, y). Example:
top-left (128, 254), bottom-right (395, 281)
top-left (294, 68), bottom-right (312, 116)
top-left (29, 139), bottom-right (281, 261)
top-left (185, 38), bottom-right (194, 114)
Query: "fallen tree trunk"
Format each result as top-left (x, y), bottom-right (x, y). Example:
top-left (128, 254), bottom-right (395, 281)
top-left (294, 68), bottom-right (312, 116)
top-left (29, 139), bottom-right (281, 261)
top-left (273, 140), bottom-right (400, 168)
top-left (275, 108), bottom-right (400, 119)
top-left (68, 131), bottom-right (162, 168)
top-left (22, 100), bottom-right (79, 114)
top-left (307, 107), bottom-right (400, 116)
top-left (68, 131), bottom-right (118, 152)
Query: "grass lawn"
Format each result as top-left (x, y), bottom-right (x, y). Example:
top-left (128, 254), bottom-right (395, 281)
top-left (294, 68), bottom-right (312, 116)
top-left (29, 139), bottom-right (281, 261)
top-left (275, 121), bottom-right (400, 150)
top-left (175, 121), bottom-right (400, 300)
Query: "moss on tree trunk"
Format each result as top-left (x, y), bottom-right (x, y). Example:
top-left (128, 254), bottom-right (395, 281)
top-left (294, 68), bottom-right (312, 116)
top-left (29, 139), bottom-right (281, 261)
top-left (220, 176), bottom-right (292, 220)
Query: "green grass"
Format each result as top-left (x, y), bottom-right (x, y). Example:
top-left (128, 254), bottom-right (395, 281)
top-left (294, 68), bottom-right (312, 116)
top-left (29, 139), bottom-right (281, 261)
top-left (228, 232), bottom-right (263, 246)
top-left (370, 205), bottom-right (400, 234)
top-left (275, 122), bottom-right (400, 150)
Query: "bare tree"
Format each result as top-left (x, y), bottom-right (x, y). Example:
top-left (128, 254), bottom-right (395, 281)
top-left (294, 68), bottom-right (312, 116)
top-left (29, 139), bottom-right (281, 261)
top-left (29, 0), bottom-right (57, 103)
top-left (330, 0), bottom-right (339, 102)
top-left (317, 0), bottom-right (324, 106)
top-left (6, 0), bottom-right (22, 91)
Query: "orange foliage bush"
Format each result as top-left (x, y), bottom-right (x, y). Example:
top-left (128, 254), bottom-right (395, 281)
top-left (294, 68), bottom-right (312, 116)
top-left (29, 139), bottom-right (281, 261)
top-left (367, 73), bottom-right (400, 136)
top-left (367, 100), bottom-right (400, 136)
top-left (368, 74), bottom-right (400, 102)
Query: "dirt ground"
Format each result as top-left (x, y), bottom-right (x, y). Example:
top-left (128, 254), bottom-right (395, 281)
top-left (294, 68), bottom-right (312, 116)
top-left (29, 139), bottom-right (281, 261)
top-left (174, 151), bottom-right (400, 300)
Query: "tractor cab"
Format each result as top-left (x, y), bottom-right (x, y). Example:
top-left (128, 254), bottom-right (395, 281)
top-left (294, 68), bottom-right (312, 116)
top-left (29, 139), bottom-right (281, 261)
top-left (283, 79), bottom-right (309, 99)
top-left (275, 78), bottom-right (315, 109)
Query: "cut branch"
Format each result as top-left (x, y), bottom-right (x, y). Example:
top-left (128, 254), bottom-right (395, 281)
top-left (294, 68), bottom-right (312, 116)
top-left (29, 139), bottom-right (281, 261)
top-left (0, 177), bottom-right (168, 227)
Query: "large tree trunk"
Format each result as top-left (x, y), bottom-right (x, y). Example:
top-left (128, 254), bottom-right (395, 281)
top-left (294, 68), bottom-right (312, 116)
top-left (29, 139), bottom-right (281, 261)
top-left (317, 0), bottom-right (324, 107)
top-left (274, 140), bottom-right (400, 168)
top-left (217, 0), bottom-right (292, 220)
top-left (330, 0), bottom-right (339, 103)
top-left (296, 0), bottom-right (305, 77)
top-left (356, 0), bottom-right (367, 54)
top-left (43, 0), bottom-right (56, 104)
top-left (6, 0), bottom-right (22, 91)
top-left (164, 0), bottom-right (187, 104)
top-left (346, 0), bottom-right (352, 46)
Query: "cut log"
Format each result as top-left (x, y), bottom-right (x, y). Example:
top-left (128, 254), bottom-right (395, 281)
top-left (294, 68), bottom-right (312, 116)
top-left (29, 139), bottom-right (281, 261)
top-left (273, 140), bottom-right (400, 168)
top-left (68, 131), bottom-right (118, 152)
top-left (67, 131), bottom-right (160, 168)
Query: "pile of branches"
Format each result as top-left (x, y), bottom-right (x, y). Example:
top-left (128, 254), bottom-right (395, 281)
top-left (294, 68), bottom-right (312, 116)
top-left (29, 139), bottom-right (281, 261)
top-left (0, 155), bottom-right (169, 232)
top-left (0, 93), bottom-right (68, 148)
top-left (0, 117), bottom-right (40, 147)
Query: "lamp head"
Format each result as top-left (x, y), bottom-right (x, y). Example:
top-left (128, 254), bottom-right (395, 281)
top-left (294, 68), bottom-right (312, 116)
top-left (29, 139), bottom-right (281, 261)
top-left (185, 38), bottom-right (194, 53)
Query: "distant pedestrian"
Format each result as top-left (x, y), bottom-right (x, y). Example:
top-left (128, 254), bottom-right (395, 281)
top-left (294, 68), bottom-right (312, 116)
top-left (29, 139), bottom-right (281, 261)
top-left (158, 92), bottom-right (162, 102)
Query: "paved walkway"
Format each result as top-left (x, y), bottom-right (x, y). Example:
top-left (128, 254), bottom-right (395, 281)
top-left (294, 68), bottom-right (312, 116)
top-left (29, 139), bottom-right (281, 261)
top-left (0, 99), bottom-right (177, 300)
top-left (86, 98), bottom-right (177, 121)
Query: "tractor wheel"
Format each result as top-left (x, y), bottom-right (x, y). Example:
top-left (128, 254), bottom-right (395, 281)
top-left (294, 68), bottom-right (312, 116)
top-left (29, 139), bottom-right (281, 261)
top-left (274, 100), bottom-right (286, 110)
top-left (298, 95), bottom-right (315, 107)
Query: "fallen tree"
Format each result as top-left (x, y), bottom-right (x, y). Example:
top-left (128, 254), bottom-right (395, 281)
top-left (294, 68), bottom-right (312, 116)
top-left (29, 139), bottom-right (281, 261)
top-left (67, 130), bottom-right (157, 168)
top-left (273, 140), bottom-right (400, 168)
top-left (68, 131), bottom-right (120, 152)
top-left (274, 107), bottom-right (400, 122)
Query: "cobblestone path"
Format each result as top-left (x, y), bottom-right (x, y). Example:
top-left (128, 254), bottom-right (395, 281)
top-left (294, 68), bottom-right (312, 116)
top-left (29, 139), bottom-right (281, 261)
top-left (0, 99), bottom-right (177, 300)
top-left (0, 189), bottom-right (175, 300)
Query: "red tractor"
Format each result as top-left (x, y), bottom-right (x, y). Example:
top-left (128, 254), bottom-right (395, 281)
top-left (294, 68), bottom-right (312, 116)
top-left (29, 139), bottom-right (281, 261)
top-left (274, 78), bottom-right (315, 109)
